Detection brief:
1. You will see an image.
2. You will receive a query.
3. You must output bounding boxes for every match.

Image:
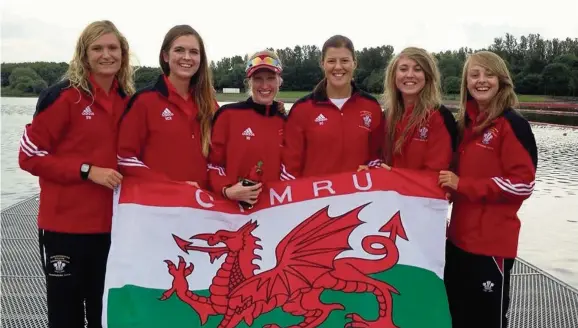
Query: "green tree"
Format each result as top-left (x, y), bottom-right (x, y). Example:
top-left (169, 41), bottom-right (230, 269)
top-left (443, 76), bottom-right (461, 94)
top-left (542, 63), bottom-right (572, 96)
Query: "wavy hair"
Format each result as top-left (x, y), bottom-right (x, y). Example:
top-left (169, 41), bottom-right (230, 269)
top-left (457, 51), bottom-right (518, 133)
top-left (159, 25), bottom-right (217, 157)
top-left (63, 20), bottom-right (135, 97)
top-left (382, 47), bottom-right (442, 162)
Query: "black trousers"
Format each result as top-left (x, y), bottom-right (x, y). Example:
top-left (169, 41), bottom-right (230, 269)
top-left (39, 229), bottom-right (111, 328)
top-left (444, 240), bottom-right (515, 328)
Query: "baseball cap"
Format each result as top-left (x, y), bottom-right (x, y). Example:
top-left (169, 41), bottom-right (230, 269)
top-left (245, 52), bottom-right (283, 77)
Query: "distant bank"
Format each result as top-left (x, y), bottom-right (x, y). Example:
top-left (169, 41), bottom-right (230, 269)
top-left (216, 91), bottom-right (578, 110)
top-left (216, 91), bottom-right (578, 127)
top-left (2, 89), bottom-right (577, 126)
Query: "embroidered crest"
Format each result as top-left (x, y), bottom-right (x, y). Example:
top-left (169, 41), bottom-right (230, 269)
top-left (419, 127), bottom-right (428, 140)
top-left (477, 127), bottom-right (499, 149)
top-left (359, 111), bottom-right (372, 130)
top-left (48, 255), bottom-right (71, 277)
top-left (482, 131), bottom-right (493, 145)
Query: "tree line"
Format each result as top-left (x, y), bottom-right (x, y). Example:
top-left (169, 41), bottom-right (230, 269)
top-left (2, 33), bottom-right (578, 97)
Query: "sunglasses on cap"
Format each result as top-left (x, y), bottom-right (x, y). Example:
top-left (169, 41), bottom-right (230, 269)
top-left (246, 55), bottom-right (283, 77)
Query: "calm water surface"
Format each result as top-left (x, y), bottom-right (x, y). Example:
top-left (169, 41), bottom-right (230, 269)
top-left (1, 97), bottom-right (577, 288)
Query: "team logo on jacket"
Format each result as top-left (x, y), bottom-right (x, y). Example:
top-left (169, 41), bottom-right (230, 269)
top-left (418, 127), bottom-right (428, 140)
top-left (242, 128), bottom-right (255, 140)
top-left (162, 108), bottom-right (174, 120)
top-left (482, 131), bottom-right (493, 144)
top-left (82, 106), bottom-right (94, 120)
top-left (478, 127), bottom-right (498, 149)
top-left (314, 114), bottom-right (327, 125)
top-left (359, 111), bottom-right (372, 130)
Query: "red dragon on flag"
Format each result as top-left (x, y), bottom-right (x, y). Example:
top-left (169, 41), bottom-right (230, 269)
top-left (161, 203), bottom-right (408, 328)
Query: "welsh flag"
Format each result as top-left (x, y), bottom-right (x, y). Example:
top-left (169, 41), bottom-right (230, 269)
top-left (103, 169), bottom-right (452, 328)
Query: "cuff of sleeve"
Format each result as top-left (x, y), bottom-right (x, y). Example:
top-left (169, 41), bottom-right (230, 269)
top-left (66, 159), bottom-right (86, 183)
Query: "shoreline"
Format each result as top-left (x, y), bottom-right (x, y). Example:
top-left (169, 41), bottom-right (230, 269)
top-left (3, 91), bottom-right (578, 111)
top-left (3, 90), bottom-right (577, 111)
top-left (215, 92), bottom-right (578, 112)
top-left (2, 93), bottom-right (578, 126)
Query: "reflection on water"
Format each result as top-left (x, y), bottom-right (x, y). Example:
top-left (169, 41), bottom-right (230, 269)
top-left (1, 97), bottom-right (577, 288)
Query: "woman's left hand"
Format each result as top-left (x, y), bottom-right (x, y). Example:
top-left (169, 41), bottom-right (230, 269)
top-left (439, 171), bottom-right (459, 191)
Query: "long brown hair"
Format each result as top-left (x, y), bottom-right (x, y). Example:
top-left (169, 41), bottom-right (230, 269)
top-left (64, 20), bottom-right (135, 97)
top-left (382, 47), bottom-right (442, 163)
top-left (312, 35), bottom-right (356, 96)
top-left (159, 25), bottom-right (217, 157)
top-left (457, 51), bottom-right (518, 134)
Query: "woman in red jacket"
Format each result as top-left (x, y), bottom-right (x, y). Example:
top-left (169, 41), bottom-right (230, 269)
top-left (18, 20), bottom-right (134, 328)
top-left (281, 35), bottom-right (383, 180)
top-left (377, 47), bottom-right (457, 171)
top-left (208, 50), bottom-right (286, 208)
top-left (117, 25), bottom-right (217, 189)
top-left (440, 51), bottom-right (538, 328)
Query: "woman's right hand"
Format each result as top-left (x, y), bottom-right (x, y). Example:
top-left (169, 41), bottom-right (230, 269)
top-left (88, 166), bottom-right (123, 189)
top-left (224, 182), bottom-right (263, 205)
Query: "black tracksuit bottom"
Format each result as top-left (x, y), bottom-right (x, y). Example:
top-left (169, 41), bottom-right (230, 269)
top-left (444, 240), bottom-right (515, 328)
top-left (39, 229), bottom-right (111, 328)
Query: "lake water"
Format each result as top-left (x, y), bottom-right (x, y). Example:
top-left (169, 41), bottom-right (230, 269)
top-left (1, 97), bottom-right (577, 289)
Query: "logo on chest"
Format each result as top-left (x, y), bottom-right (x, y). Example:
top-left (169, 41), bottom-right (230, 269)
top-left (82, 106), bottom-right (94, 120)
top-left (162, 108), bottom-right (174, 121)
top-left (359, 111), bottom-right (372, 130)
top-left (477, 127), bottom-right (499, 149)
top-left (419, 126), bottom-right (428, 140)
top-left (242, 127), bottom-right (255, 140)
top-left (410, 125), bottom-right (429, 142)
top-left (314, 114), bottom-right (328, 125)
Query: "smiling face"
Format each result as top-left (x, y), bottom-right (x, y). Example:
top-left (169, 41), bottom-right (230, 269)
top-left (395, 56), bottom-right (426, 98)
top-left (322, 47), bottom-right (356, 90)
top-left (250, 69), bottom-right (280, 105)
top-left (162, 34), bottom-right (201, 81)
top-left (86, 32), bottom-right (122, 77)
top-left (466, 63), bottom-right (500, 108)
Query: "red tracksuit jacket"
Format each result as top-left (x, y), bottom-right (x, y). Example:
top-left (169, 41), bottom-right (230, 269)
top-left (281, 83), bottom-right (383, 179)
top-left (117, 75), bottom-right (212, 188)
top-left (18, 78), bottom-right (128, 233)
top-left (384, 105), bottom-right (457, 171)
top-left (208, 98), bottom-right (286, 195)
top-left (448, 101), bottom-right (538, 258)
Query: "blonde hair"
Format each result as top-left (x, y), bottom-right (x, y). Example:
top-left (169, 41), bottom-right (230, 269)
top-left (64, 20), bottom-right (135, 97)
top-left (159, 25), bottom-right (217, 157)
top-left (382, 47), bottom-right (442, 163)
top-left (457, 51), bottom-right (518, 134)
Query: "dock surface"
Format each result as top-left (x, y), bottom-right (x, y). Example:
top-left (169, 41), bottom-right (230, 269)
top-left (1, 195), bottom-right (577, 327)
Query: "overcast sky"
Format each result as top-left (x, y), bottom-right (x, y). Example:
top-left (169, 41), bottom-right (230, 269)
top-left (2, 0), bottom-right (577, 67)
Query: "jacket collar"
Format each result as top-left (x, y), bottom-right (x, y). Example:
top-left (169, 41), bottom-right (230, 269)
top-left (87, 74), bottom-right (126, 98)
top-left (245, 97), bottom-right (283, 117)
top-left (312, 80), bottom-right (360, 104)
top-left (465, 99), bottom-right (488, 127)
top-left (153, 74), bottom-right (170, 98)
